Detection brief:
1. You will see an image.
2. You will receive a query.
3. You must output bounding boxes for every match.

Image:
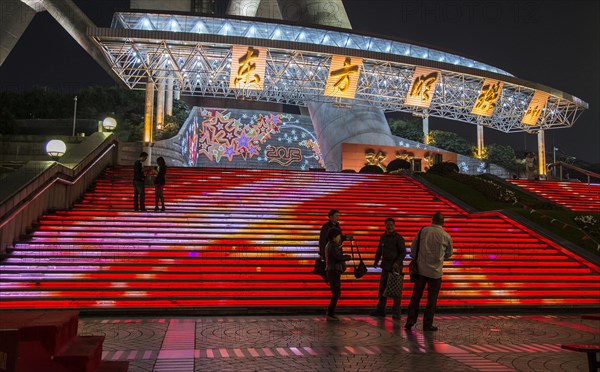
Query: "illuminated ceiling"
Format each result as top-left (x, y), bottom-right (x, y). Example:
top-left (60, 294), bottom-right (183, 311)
top-left (90, 12), bottom-right (588, 133)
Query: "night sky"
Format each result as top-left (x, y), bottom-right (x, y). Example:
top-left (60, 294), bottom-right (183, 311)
top-left (1, 0), bottom-right (598, 163)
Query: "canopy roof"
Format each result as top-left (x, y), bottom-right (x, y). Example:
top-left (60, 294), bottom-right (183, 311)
top-left (90, 12), bottom-right (588, 133)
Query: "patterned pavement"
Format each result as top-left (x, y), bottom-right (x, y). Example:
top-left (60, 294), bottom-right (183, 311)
top-left (77, 313), bottom-right (600, 372)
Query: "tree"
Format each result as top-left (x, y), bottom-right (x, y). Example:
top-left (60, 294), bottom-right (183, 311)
top-left (387, 117), bottom-right (423, 142)
top-left (428, 130), bottom-right (473, 155)
top-left (486, 143), bottom-right (517, 171)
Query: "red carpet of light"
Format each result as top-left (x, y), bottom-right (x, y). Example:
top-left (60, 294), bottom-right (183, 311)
top-left (508, 179), bottom-right (600, 212)
top-left (1, 167), bottom-right (599, 311)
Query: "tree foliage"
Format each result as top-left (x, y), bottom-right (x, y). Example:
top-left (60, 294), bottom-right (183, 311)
top-left (429, 130), bottom-right (473, 155)
top-left (387, 117), bottom-right (423, 142)
top-left (486, 143), bottom-right (518, 171)
top-left (0, 86), bottom-right (190, 141)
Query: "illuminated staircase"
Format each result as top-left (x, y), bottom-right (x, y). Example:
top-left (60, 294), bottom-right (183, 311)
top-left (1, 167), bottom-right (599, 311)
top-left (507, 179), bottom-right (600, 212)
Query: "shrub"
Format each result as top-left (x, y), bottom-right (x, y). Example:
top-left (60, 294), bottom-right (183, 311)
top-left (427, 162), bottom-right (459, 175)
top-left (359, 165), bottom-right (385, 174)
top-left (387, 159), bottom-right (411, 172)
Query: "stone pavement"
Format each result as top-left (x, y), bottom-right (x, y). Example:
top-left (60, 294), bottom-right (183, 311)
top-left (78, 313), bottom-right (600, 372)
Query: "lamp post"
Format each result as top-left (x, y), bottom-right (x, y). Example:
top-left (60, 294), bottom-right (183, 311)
top-left (46, 139), bottom-right (67, 160)
top-left (72, 96), bottom-right (78, 136)
top-left (553, 146), bottom-right (559, 179)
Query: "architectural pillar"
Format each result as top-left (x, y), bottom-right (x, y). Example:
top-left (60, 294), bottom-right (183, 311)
top-left (477, 124), bottom-right (484, 159)
top-left (156, 76), bottom-right (165, 129)
top-left (537, 130), bottom-right (546, 179)
top-left (143, 79), bottom-right (155, 165)
top-left (166, 77), bottom-right (174, 116)
top-left (174, 88), bottom-right (181, 100)
top-left (308, 102), bottom-right (396, 171)
top-left (422, 110), bottom-right (429, 143)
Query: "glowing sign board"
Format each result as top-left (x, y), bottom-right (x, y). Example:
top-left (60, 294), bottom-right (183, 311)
top-left (521, 90), bottom-right (550, 125)
top-left (472, 79), bottom-right (503, 117)
top-left (229, 46), bottom-right (267, 90)
top-left (324, 55), bottom-right (362, 98)
top-left (405, 67), bottom-right (440, 108)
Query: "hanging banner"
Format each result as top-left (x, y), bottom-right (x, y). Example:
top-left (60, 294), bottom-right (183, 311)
top-left (229, 45), bottom-right (267, 90)
top-left (521, 90), bottom-right (550, 125)
top-left (324, 55), bottom-right (362, 98)
top-left (471, 79), bottom-right (504, 117)
top-left (405, 67), bottom-right (440, 108)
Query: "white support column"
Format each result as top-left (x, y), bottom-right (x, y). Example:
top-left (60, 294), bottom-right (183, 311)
top-left (166, 77), bottom-right (174, 117)
top-left (477, 124), bottom-right (484, 159)
top-left (174, 88), bottom-right (181, 100)
top-left (143, 79), bottom-right (155, 166)
top-left (156, 75), bottom-right (165, 129)
top-left (537, 130), bottom-right (547, 179)
top-left (422, 110), bottom-right (429, 143)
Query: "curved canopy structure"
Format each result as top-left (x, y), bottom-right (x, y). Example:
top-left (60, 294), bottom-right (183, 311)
top-left (90, 11), bottom-right (588, 133)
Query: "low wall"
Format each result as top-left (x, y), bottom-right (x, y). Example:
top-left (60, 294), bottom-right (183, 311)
top-left (0, 133), bottom-right (119, 254)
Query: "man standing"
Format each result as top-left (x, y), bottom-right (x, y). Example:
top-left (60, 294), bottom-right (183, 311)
top-left (371, 218), bottom-right (406, 319)
top-left (319, 209), bottom-right (353, 259)
top-left (405, 212), bottom-right (453, 332)
top-left (133, 152), bottom-right (148, 211)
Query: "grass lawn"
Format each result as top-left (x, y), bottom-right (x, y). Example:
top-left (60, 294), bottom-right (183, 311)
top-left (419, 173), bottom-right (600, 257)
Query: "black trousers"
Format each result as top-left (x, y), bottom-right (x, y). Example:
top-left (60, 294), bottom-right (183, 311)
top-left (326, 270), bottom-right (341, 316)
top-left (405, 274), bottom-right (442, 327)
top-left (133, 180), bottom-right (146, 210)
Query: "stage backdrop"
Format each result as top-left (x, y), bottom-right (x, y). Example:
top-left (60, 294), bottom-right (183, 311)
top-left (180, 107), bottom-right (325, 170)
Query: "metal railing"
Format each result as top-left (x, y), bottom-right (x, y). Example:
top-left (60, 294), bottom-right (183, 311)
top-left (547, 161), bottom-right (600, 189)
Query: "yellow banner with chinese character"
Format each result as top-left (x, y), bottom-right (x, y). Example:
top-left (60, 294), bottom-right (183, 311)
top-left (229, 46), bottom-right (267, 90)
top-left (471, 79), bottom-right (503, 117)
top-left (405, 67), bottom-right (440, 108)
top-left (521, 90), bottom-right (550, 125)
top-left (324, 55), bottom-right (362, 98)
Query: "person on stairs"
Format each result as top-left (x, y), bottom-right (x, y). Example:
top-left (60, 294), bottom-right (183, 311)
top-left (153, 156), bottom-right (167, 212)
top-left (371, 217), bottom-right (406, 319)
top-left (405, 212), bottom-right (453, 332)
top-left (325, 228), bottom-right (351, 321)
top-left (133, 152), bottom-right (148, 212)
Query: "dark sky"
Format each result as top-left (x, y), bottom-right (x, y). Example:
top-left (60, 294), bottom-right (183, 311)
top-left (1, 0), bottom-right (598, 163)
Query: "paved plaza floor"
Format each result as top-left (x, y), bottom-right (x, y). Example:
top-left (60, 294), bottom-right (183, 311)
top-left (78, 312), bottom-right (600, 372)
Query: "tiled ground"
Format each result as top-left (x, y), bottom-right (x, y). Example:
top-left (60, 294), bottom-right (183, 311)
top-left (78, 313), bottom-right (600, 372)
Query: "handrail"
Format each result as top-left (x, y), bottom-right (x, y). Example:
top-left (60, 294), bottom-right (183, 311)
top-left (0, 143), bottom-right (116, 230)
top-left (547, 161), bottom-right (600, 187)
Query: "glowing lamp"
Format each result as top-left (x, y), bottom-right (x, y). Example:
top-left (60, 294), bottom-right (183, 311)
top-left (102, 117), bottom-right (117, 131)
top-left (46, 139), bottom-right (66, 159)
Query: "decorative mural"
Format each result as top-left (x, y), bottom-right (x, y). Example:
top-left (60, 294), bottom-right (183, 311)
top-left (181, 108), bottom-right (324, 170)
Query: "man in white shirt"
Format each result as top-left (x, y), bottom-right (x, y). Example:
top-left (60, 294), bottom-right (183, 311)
top-left (405, 212), bottom-right (453, 332)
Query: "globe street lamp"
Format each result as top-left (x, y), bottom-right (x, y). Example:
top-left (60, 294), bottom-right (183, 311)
top-left (46, 139), bottom-right (67, 160)
top-left (102, 117), bottom-right (117, 131)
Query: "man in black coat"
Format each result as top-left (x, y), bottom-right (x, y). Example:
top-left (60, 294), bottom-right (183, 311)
top-left (371, 217), bottom-right (406, 319)
top-left (319, 209), bottom-right (353, 259)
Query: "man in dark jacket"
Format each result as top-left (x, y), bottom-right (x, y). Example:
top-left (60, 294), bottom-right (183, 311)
top-left (371, 217), bottom-right (406, 319)
top-left (133, 152), bottom-right (148, 211)
top-left (319, 209), bottom-right (353, 259)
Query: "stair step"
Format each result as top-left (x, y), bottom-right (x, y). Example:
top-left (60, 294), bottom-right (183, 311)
top-left (96, 361), bottom-right (129, 372)
top-left (53, 335), bottom-right (105, 372)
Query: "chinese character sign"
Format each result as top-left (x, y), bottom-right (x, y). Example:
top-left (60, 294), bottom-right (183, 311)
top-left (229, 46), bottom-right (267, 90)
top-left (521, 90), bottom-right (550, 125)
top-left (324, 55), bottom-right (362, 98)
top-left (405, 67), bottom-right (440, 108)
top-left (471, 79), bottom-right (504, 117)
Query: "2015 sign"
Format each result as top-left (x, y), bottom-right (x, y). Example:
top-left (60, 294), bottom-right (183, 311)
top-left (266, 146), bottom-right (303, 166)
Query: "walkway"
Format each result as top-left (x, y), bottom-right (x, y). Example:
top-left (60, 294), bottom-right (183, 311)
top-left (78, 313), bottom-right (600, 371)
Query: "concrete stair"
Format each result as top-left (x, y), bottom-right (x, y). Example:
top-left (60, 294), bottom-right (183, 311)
top-left (0, 311), bottom-right (127, 372)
